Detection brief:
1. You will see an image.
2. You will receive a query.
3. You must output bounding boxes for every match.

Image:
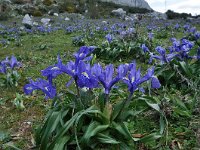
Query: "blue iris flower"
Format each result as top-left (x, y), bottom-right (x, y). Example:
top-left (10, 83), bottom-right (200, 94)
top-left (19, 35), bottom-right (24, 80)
top-left (24, 78), bottom-right (56, 99)
top-left (0, 62), bottom-right (7, 74)
top-left (123, 62), bottom-right (161, 94)
top-left (149, 46), bottom-right (177, 64)
top-left (141, 44), bottom-right (150, 53)
top-left (105, 34), bottom-right (113, 43)
top-left (148, 32), bottom-right (153, 40)
top-left (174, 23), bottom-right (180, 30)
top-left (198, 47), bottom-right (200, 59)
top-left (0, 55), bottom-right (21, 73)
top-left (76, 61), bottom-right (99, 88)
top-left (194, 32), bottom-right (200, 40)
top-left (92, 64), bottom-right (128, 94)
top-left (73, 46), bottom-right (95, 65)
top-left (2, 55), bottom-right (21, 69)
top-left (41, 55), bottom-right (63, 84)
top-left (55, 46), bottom-right (98, 89)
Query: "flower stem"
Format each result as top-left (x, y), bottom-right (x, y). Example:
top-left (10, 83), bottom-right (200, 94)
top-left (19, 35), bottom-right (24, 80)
top-left (118, 93), bottom-right (133, 117)
top-left (75, 79), bottom-right (80, 97)
top-left (104, 94), bottom-right (109, 105)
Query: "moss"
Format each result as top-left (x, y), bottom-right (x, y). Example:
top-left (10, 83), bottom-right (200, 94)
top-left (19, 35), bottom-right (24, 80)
top-left (65, 6), bottom-right (77, 13)
top-left (32, 10), bottom-right (43, 17)
top-left (43, 0), bottom-right (53, 6)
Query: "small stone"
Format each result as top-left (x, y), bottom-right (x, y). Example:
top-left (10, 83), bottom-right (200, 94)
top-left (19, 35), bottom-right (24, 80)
top-left (53, 13), bottom-right (58, 16)
top-left (41, 18), bottom-right (51, 26)
top-left (65, 17), bottom-right (70, 21)
top-left (22, 14), bottom-right (33, 29)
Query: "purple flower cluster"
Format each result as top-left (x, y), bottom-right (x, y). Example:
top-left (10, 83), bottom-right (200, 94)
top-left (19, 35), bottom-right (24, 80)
top-left (24, 46), bottom-right (161, 99)
top-left (142, 38), bottom-right (198, 64)
top-left (0, 55), bottom-right (21, 74)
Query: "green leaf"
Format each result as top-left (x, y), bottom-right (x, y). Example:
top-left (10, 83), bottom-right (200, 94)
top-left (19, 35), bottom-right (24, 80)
top-left (0, 131), bottom-right (10, 142)
top-left (145, 101), bottom-right (160, 112)
top-left (112, 122), bottom-right (133, 140)
top-left (138, 96), bottom-right (161, 112)
top-left (140, 133), bottom-right (162, 143)
top-left (82, 122), bottom-right (109, 145)
top-left (49, 106), bottom-right (101, 150)
top-left (173, 108), bottom-right (191, 117)
top-left (159, 115), bottom-right (165, 134)
top-left (96, 133), bottom-right (120, 144)
top-left (40, 111), bottom-right (61, 150)
top-left (47, 112), bottom-right (79, 150)
top-left (111, 101), bottom-right (124, 121)
top-left (3, 142), bottom-right (21, 150)
top-left (53, 136), bottom-right (70, 150)
top-left (120, 110), bottom-right (145, 121)
top-left (178, 61), bottom-right (192, 77)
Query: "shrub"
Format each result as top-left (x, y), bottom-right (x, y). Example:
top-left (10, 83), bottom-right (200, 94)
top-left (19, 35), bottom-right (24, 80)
top-left (0, 12), bottom-right (9, 21)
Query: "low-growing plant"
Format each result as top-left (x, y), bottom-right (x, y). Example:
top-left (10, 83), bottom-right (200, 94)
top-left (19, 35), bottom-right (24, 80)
top-left (72, 36), bottom-right (85, 46)
top-left (13, 93), bottom-right (25, 110)
top-left (24, 46), bottom-right (166, 149)
top-left (94, 36), bottom-right (138, 62)
top-left (0, 56), bottom-right (21, 87)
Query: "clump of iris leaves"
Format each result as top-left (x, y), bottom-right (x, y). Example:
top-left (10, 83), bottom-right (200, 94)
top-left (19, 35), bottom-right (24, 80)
top-left (22, 41), bottom-right (199, 149)
top-left (23, 46), bottom-right (163, 150)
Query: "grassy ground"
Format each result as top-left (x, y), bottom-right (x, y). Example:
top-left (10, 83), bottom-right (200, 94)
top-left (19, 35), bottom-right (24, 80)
top-left (0, 29), bottom-right (79, 149)
top-left (0, 17), bottom-right (200, 149)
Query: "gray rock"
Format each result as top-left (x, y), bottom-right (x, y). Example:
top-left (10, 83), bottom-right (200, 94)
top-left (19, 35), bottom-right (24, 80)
top-left (100, 0), bottom-right (152, 10)
top-left (125, 16), bottom-right (134, 21)
top-left (102, 21), bottom-right (107, 24)
top-left (112, 8), bottom-right (126, 19)
top-left (22, 14), bottom-right (33, 29)
top-left (19, 26), bottom-right (25, 30)
top-left (41, 18), bottom-right (51, 26)
top-left (53, 13), bottom-right (58, 16)
top-left (64, 17), bottom-right (70, 21)
top-left (148, 12), bottom-right (167, 20)
top-left (33, 21), bottom-right (39, 26)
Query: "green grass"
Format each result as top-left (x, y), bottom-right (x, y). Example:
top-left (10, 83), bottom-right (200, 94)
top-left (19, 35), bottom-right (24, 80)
top-left (0, 19), bottom-right (200, 149)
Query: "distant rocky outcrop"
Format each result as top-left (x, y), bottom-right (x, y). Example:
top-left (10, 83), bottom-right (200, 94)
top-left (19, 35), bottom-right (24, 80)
top-left (100, 0), bottom-right (152, 10)
top-left (0, 0), bottom-right (153, 20)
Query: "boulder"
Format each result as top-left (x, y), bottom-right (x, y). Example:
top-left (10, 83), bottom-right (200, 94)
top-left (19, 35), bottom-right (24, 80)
top-left (125, 16), bottom-right (134, 21)
top-left (41, 18), bottom-right (51, 27)
top-left (22, 14), bottom-right (33, 29)
top-left (64, 17), bottom-right (70, 21)
top-left (149, 12), bottom-right (167, 20)
top-left (100, 0), bottom-right (152, 10)
top-left (111, 8), bottom-right (126, 19)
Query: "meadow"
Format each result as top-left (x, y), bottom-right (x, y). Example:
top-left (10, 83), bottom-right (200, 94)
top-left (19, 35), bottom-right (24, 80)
top-left (0, 16), bottom-right (200, 149)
